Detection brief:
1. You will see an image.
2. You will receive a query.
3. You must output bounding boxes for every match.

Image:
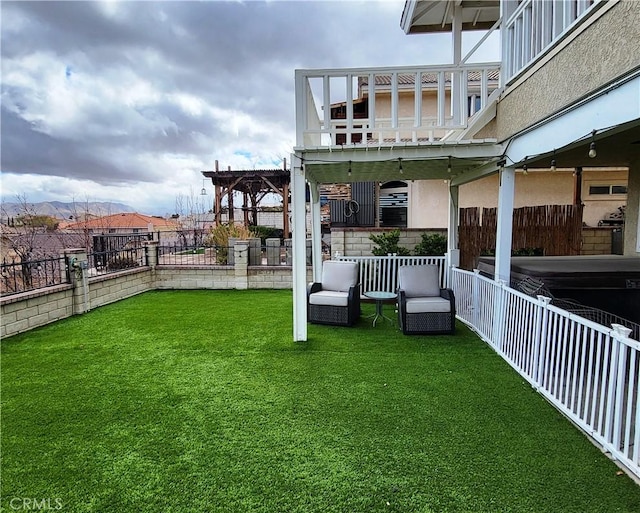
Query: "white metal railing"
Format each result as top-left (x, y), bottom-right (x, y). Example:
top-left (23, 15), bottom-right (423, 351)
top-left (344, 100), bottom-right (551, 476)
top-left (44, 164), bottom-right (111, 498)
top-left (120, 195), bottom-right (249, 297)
top-left (504, 0), bottom-right (603, 82)
top-left (295, 63), bottom-right (500, 148)
top-left (451, 267), bottom-right (639, 481)
top-left (336, 255), bottom-right (447, 295)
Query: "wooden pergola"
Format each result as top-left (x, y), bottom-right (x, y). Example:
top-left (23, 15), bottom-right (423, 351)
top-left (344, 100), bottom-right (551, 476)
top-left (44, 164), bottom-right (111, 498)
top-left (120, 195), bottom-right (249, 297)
top-left (202, 160), bottom-right (290, 235)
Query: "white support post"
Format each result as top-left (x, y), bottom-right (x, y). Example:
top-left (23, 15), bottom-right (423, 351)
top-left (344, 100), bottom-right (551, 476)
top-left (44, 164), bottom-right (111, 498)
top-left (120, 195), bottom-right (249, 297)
top-left (323, 75), bottom-right (331, 138)
top-left (310, 181), bottom-right (323, 283)
top-left (368, 72), bottom-right (376, 136)
top-left (495, 166), bottom-right (515, 284)
top-left (414, 71), bottom-right (422, 128)
top-left (346, 73), bottom-right (353, 145)
top-left (447, 184), bottom-right (460, 287)
top-left (294, 71), bottom-right (306, 146)
top-left (291, 154), bottom-right (308, 342)
top-left (451, 2), bottom-right (463, 124)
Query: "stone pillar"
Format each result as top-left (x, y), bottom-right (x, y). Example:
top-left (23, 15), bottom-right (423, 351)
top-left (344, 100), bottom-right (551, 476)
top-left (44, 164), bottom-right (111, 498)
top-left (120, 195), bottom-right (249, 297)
top-left (266, 238), bottom-right (281, 266)
top-left (234, 240), bottom-right (249, 290)
top-left (248, 237), bottom-right (261, 266)
top-left (65, 248), bottom-right (89, 315)
top-left (144, 240), bottom-right (159, 269)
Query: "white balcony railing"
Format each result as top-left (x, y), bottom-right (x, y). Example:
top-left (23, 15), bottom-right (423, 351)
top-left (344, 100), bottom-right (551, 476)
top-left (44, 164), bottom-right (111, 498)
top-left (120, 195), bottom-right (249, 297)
top-left (295, 63), bottom-right (500, 149)
top-left (503, 0), bottom-right (604, 82)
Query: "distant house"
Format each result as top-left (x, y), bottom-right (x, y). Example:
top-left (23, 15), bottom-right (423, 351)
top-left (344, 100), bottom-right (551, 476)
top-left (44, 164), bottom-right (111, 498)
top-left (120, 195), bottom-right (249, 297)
top-left (64, 212), bottom-right (178, 236)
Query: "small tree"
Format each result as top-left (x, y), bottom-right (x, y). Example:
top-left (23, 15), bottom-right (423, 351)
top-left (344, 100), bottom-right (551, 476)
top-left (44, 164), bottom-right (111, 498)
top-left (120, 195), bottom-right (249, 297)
top-left (369, 229), bottom-right (411, 256)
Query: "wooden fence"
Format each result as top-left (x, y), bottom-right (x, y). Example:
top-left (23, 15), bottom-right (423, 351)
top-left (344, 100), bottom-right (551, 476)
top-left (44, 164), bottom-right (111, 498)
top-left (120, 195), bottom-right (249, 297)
top-left (459, 204), bottom-right (584, 270)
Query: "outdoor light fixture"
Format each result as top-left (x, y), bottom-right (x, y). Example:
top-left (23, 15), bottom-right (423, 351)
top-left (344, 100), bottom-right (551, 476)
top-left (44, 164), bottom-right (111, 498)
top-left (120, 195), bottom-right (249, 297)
top-left (447, 156), bottom-right (452, 174)
top-left (398, 158), bottom-right (403, 174)
top-left (550, 150), bottom-right (557, 172)
top-left (589, 130), bottom-right (597, 158)
top-left (200, 179), bottom-right (207, 195)
top-left (522, 157), bottom-right (528, 175)
top-left (348, 160), bottom-right (352, 177)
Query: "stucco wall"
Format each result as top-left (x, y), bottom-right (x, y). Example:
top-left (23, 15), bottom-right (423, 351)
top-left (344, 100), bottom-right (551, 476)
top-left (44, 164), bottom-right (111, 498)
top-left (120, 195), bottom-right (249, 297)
top-left (496, 1), bottom-right (640, 141)
top-left (409, 168), bottom-right (628, 228)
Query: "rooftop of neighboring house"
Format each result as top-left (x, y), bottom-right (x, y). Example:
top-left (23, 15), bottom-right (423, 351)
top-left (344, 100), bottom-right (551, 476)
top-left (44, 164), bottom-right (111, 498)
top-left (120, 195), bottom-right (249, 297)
top-left (63, 212), bottom-right (179, 232)
top-left (359, 69), bottom-right (500, 90)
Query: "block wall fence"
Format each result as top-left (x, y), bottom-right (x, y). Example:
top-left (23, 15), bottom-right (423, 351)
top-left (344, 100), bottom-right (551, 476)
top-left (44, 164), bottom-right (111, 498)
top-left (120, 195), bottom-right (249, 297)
top-left (0, 228), bottom-right (616, 338)
top-left (1, 241), bottom-right (311, 339)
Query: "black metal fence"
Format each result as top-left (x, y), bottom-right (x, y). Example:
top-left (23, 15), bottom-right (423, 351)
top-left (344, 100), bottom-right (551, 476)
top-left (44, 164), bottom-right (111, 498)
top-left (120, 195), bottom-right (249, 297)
top-left (156, 243), bottom-right (292, 266)
top-left (1, 255), bottom-right (69, 296)
top-left (1, 242), bottom-right (293, 296)
top-left (88, 247), bottom-right (146, 276)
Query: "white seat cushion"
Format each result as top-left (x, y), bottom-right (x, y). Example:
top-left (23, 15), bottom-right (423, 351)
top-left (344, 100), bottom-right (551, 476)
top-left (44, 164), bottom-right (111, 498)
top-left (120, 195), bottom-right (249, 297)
top-left (309, 290), bottom-right (350, 307)
top-left (321, 261), bottom-right (358, 292)
top-left (405, 296), bottom-right (451, 314)
top-left (398, 265), bottom-right (440, 298)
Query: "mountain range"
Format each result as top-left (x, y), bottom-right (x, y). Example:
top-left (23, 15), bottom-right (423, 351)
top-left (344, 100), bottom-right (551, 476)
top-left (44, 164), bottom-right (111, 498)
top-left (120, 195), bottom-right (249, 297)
top-left (1, 201), bottom-right (135, 220)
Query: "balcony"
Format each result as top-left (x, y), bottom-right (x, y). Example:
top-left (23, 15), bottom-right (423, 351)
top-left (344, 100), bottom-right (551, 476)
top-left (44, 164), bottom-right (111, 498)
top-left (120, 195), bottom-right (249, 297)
top-left (295, 62), bottom-right (501, 149)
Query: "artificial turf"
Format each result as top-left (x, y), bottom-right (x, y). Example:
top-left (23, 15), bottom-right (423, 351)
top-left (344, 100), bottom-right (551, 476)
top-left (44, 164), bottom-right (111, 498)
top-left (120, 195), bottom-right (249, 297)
top-left (1, 289), bottom-right (639, 512)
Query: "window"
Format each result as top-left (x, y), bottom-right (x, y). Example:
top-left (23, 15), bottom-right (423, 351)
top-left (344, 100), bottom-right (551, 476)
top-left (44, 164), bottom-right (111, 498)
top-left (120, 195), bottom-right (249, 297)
top-left (588, 184), bottom-right (627, 196)
top-left (467, 95), bottom-right (482, 116)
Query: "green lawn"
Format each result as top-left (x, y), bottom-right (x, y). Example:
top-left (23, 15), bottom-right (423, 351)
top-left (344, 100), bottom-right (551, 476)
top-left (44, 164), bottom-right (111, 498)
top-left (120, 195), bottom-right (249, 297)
top-left (2, 290), bottom-right (639, 512)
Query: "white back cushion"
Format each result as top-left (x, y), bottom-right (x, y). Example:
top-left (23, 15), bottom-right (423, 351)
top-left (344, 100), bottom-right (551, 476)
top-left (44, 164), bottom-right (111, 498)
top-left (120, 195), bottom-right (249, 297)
top-left (398, 265), bottom-right (440, 298)
top-left (321, 261), bottom-right (358, 292)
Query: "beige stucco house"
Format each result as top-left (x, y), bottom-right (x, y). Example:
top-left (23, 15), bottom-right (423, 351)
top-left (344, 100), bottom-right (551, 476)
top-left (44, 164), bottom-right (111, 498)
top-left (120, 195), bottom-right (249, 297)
top-left (290, 0), bottom-right (640, 341)
top-left (333, 56), bottom-right (629, 230)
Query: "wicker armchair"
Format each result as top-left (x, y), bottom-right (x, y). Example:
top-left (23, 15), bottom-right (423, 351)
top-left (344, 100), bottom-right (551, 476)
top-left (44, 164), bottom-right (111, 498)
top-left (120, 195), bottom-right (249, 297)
top-left (308, 260), bottom-right (360, 327)
top-left (397, 265), bottom-right (456, 335)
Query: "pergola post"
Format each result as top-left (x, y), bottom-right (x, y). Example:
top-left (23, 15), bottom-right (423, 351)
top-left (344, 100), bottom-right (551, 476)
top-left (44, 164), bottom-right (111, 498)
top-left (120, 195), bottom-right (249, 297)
top-left (291, 154), bottom-right (308, 342)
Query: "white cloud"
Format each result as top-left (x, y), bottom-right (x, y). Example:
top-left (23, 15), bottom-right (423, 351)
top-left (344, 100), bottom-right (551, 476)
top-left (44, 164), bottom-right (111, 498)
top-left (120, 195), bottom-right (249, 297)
top-left (1, 0), bottom-right (497, 216)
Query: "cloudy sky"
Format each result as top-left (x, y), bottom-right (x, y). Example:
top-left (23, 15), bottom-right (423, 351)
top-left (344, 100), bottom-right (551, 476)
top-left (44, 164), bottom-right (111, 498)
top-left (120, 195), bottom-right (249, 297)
top-left (1, 0), bottom-right (497, 216)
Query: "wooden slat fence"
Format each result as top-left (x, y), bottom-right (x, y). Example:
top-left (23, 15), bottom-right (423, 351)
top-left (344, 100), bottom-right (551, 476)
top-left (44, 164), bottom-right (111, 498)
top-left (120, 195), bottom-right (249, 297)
top-left (459, 204), bottom-right (584, 270)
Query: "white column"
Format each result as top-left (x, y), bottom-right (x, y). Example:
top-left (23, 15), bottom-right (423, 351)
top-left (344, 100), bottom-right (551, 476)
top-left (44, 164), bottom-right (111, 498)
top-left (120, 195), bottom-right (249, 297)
top-left (309, 181), bottom-right (323, 282)
top-left (447, 184), bottom-right (460, 278)
top-left (451, 2), bottom-right (463, 124)
top-left (624, 157), bottom-right (639, 255)
top-left (291, 154), bottom-right (308, 342)
top-left (495, 166), bottom-right (515, 283)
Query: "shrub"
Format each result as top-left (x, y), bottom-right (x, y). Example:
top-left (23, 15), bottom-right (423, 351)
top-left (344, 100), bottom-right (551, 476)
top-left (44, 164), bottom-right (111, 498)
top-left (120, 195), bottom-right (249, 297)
top-left (205, 223), bottom-right (254, 264)
top-left (250, 225), bottom-right (282, 244)
top-left (414, 233), bottom-right (447, 256)
top-left (369, 230), bottom-right (411, 256)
